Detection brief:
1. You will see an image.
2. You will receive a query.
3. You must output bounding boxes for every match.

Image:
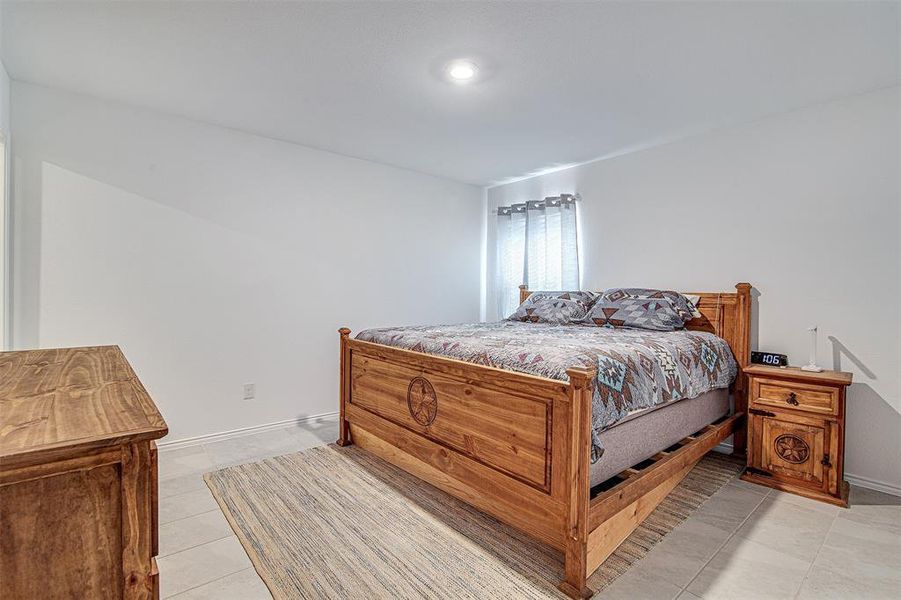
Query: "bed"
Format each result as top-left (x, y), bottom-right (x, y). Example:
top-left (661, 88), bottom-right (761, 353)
top-left (337, 283), bottom-right (751, 598)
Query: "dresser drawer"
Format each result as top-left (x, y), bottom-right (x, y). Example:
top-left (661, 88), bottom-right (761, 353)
top-left (752, 378), bottom-right (838, 416)
top-left (350, 353), bottom-right (550, 490)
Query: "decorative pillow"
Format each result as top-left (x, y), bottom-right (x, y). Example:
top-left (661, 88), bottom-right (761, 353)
top-left (683, 294), bottom-right (704, 319)
top-left (582, 288), bottom-right (696, 331)
top-left (601, 288), bottom-right (699, 323)
top-left (507, 291), bottom-right (597, 324)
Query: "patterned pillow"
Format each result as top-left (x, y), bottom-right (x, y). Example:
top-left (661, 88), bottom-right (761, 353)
top-left (683, 294), bottom-right (704, 319)
top-left (601, 288), bottom-right (699, 323)
top-left (582, 288), bottom-right (695, 331)
top-left (507, 291), bottom-right (597, 324)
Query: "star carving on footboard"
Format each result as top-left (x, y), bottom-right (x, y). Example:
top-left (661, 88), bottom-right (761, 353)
top-left (407, 376), bottom-right (438, 426)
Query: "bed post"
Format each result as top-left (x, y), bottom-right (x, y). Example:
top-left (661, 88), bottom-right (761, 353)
top-left (337, 327), bottom-right (353, 447)
top-left (732, 283), bottom-right (752, 455)
top-left (559, 366), bottom-right (595, 599)
top-left (519, 284), bottom-right (530, 305)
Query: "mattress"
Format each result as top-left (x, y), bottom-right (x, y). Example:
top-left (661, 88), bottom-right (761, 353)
top-left (590, 388), bottom-right (730, 487)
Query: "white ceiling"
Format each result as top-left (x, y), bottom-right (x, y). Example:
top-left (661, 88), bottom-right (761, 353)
top-left (3, 1), bottom-right (898, 186)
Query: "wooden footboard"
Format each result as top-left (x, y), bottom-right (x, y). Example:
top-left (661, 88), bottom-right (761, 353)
top-left (339, 333), bottom-right (581, 550)
top-left (337, 283), bottom-right (751, 597)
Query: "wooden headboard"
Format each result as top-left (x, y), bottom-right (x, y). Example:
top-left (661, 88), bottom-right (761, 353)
top-left (518, 283), bottom-right (752, 452)
top-left (682, 283), bottom-right (752, 371)
top-left (517, 283), bottom-right (751, 367)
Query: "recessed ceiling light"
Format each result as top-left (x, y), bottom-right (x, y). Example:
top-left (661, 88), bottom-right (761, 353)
top-left (446, 60), bottom-right (477, 82)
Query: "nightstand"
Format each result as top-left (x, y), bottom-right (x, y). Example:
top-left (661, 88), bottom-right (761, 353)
top-left (740, 364), bottom-right (853, 507)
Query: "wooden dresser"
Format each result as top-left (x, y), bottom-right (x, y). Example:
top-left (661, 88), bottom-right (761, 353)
top-left (0, 346), bottom-right (168, 599)
top-left (741, 364), bottom-right (852, 507)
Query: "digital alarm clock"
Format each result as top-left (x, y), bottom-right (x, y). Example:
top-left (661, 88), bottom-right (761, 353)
top-left (751, 351), bottom-right (788, 367)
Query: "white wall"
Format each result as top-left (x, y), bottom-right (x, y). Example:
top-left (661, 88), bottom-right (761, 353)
top-left (0, 1), bottom-right (9, 137)
top-left (0, 58), bottom-right (9, 349)
top-left (0, 63), bottom-right (8, 136)
top-left (11, 82), bottom-right (482, 441)
top-left (487, 88), bottom-right (901, 492)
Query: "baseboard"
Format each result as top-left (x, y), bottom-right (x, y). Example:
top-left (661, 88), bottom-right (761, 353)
top-left (713, 441), bottom-right (734, 455)
top-left (157, 411), bottom-right (339, 451)
top-left (160, 415), bottom-right (901, 496)
top-left (711, 442), bottom-right (900, 497)
top-left (845, 473), bottom-right (901, 497)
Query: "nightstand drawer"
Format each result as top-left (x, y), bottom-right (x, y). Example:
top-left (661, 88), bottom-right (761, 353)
top-left (752, 378), bottom-right (838, 416)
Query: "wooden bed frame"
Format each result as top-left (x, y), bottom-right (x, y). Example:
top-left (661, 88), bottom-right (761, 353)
top-left (337, 283), bottom-right (751, 598)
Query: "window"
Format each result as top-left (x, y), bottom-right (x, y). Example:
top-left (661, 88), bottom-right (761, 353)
top-left (495, 194), bottom-right (580, 317)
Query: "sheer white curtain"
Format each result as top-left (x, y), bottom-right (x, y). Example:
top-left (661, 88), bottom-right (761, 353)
top-left (496, 195), bottom-right (580, 318)
top-left (496, 204), bottom-right (527, 318)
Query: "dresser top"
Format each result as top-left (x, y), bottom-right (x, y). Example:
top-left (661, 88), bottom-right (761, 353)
top-left (0, 346), bottom-right (168, 467)
top-left (743, 364), bottom-right (853, 386)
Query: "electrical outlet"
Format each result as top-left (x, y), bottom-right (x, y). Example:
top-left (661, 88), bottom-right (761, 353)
top-left (243, 383), bottom-right (255, 400)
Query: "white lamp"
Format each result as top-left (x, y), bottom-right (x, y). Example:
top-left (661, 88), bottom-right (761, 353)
top-left (800, 326), bottom-right (824, 372)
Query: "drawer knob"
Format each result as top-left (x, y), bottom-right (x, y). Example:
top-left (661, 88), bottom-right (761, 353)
top-left (786, 392), bottom-right (799, 406)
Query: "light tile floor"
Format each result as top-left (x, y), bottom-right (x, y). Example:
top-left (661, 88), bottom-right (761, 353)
top-left (157, 417), bottom-right (901, 599)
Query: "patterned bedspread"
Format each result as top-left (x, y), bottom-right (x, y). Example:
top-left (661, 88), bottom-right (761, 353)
top-left (356, 321), bottom-right (737, 462)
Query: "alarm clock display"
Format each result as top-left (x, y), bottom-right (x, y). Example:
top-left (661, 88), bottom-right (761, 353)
top-left (751, 351), bottom-right (788, 367)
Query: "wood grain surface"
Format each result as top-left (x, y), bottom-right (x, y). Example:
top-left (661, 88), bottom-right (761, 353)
top-left (1, 346), bottom-right (167, 599)
top-left (0, 464), bottom-right (124, 598)
top-left (351, 352), bottom-right (551, 489)
top-left (0, 346), bottom-right (167, 469)
top-left (743, 365), bottom-right (851, 507)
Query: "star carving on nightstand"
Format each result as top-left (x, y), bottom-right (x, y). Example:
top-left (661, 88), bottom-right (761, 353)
top-left (774, 434), bottom-right (810, 464)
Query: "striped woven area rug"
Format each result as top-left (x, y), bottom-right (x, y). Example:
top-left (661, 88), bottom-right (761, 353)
top-left (204, 444), bottom-right (743, 599)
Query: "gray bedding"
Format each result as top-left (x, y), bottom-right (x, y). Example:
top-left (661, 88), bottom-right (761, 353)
top-left (356, 321), bottom-right (738, 462)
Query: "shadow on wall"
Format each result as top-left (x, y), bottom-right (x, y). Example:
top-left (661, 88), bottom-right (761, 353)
top-left (287, 415), bottom-right (339, 445)
top-left (828, 336), bottom-right (900, 491)
top-left (842, 382), bottom-right (901, 487)
top-left (749, 287), bottom-right (761, 353)
top-left (828, 336), bottom-right (877, 379)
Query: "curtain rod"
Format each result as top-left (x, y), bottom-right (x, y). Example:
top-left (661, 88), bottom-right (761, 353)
top-left (496, 194), bottom-right (579, 216)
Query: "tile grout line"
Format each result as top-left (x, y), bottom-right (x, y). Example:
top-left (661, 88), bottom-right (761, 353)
top-left (157, 532), bottom-right (236, 560)
top-left (791, 509), bottom-right (840, 599)
top-left (163, 567), bottom-right (258, 600)
top-left (158, 444), bottom-right (216, 462)
top-left (159, 506), bottom-right (222, 527)
top-left (159, 472), bottom-right (212, 483)
top-left (158, 485), bottom-right (214, 499)
top-left (677, 485), bottom-right (771, 596)
top-left (157, 478), bottom-right (213, 500)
